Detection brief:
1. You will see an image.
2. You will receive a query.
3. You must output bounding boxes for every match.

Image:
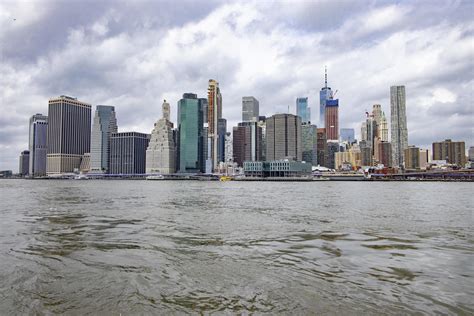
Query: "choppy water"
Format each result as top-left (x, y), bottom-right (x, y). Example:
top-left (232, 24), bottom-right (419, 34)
top-left (0, 180), bottom-right (473, 315)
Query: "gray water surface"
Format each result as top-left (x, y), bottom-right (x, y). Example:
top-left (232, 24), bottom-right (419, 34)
top-left (0, 180), bottom-right (473, 314)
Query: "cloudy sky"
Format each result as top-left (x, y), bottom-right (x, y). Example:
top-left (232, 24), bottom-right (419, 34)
top-left (0, 0), bottom-right (473, 171)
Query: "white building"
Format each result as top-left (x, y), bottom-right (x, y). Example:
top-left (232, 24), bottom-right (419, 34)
top-left (146, 100), bottom-right (176, 174)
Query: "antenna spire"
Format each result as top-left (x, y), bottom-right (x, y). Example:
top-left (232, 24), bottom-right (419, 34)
top-left (325, 66), bottom-right (328, 88)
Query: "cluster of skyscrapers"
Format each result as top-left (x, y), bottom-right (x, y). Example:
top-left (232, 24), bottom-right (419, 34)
top-left (19, 71), bottom-right (471, 177)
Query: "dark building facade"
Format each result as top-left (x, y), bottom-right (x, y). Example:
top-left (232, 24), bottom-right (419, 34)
top-left (377, 141), bottom-right (392, 167)
top-left (217, 118), bottom-right (227, 164)
top-left (326, 141), bottom-right (339, 169)
top-left (19, 150), bottom-right (30, 176)
top-left (360, 140), bottom-right (373, 166)
top-left (46, 96), bottom-right (91, 174)
top-left (110, 132), bottom-right (150, 174)
top-left (317, 128), bottom-right (327, 166)
top-left (232, 122), bottom-right (263, 167)
top-left (29, 113), bottom-right (48, 176)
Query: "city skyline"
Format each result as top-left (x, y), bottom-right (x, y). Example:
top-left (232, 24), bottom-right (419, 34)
top-left (1, 1), bottom-right (473, 171)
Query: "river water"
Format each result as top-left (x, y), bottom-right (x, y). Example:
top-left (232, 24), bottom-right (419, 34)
top-left (0, 180), bottom-right (472, 314)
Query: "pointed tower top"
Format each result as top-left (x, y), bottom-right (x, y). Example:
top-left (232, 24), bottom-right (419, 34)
top-left (162, 99), bottom-right (170, 121)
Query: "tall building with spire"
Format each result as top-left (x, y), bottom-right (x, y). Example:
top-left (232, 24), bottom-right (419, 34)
top-left (90, 105), bottom-right (117, 173)
top-left (390, 86), bottom-right (408, 168)
top-left (207, 79), bottom-right (222, 172)
top-left (146, 100), bottom-right (176, 174)
top-left (319, 67), bottom-right (332, 126)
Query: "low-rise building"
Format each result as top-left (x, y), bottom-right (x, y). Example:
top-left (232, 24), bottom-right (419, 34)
top-left (243, 160), bottom-right (312, 178)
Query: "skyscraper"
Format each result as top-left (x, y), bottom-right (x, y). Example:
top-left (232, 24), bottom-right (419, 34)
top-left (242, 96), bottom-right (259, 122)
top-left (390, 86), bottom-right (408, 168)
top-left (28, 113), bottom-right (48, 177)
top-left (266, 114), bottom-right (302, 161)
top-left (325, 99), bottom-right (339, 141)
top-left (326, 141), bottom-right (339, 169)
top-left (217, 118), bottom-right (227, 163)
top-left (146, 100), bottom-right (176, 174)
top-left (199, 98), bottom-right (209, 173)
top-left (372, 104), bottom-right (383, 126)
top-left (178, 93), bottom-right (204, 173)
top-left (90, 105), bottom-right (117, 173)
top-left (207, 79), bottom-right (222, 172)
top-left (320, 67), bottom-right (332, 126)
top-left (46, 95), bottom-right (91, 175)
top-left (317, 128), bottom-right (327, 166)
top-left (340, 128), bottom-right (355, 143)
top-left (301, 124), bottom-right (318, 165)
top-left (232, 122), bottom-right (262, 167)
top-left (110, 132), bottom-right (150, 174)
top-left (377, 141), bottom-right (392, 167)
top-left (296, 97), bottom-right (310, 124)
top-left (380, 112), bottom-right (389, 142)
top-left (19, 150), bottom-right (30, 176)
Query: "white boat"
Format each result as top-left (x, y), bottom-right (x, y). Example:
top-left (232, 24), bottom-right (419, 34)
top-left (74, 174), bottom-right (89, 180)
top-left (146, 175), bottom-right (165, 180)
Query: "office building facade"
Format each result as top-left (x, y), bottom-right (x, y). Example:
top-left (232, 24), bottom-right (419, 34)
top-left (19, 150), bottom-right (30, 176)
top-left (242, 96), bottom-right (259, 122)
top-left (90, 105), bottom-right (117, 173)
top-left (110, 132), bottom-right (150, 174)
top-left (301, 124), bottom-right (318, 165)
top-left (317, 128), bottom-right (327, 167)
top-left (28, 113), bottom-right (48, 177)
top-left (232, 122), bottom-right (263, 167)
top-left (377, 141), bottom-right (392, 167)
top-left (404, 146), bottom-right (421, 170)
top-left (296, 97), bottom-right (310, 124)
top-left (266, 114), bottom-right (302, 161)
top-left (46, 96), bottom-right (91, 175)
top-left (432, 139), bottom-right (466, 167)
top-left (325, 99), bottom-right (339, 141)
top-left (390, 86), bottom-right (408, 168)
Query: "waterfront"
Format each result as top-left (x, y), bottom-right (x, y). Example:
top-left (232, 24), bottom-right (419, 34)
top-left (0, 180), bottom-right (472, 314)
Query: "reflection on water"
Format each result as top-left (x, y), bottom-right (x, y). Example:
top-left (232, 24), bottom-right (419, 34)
top-left (0, 180), bottom-right (473, 314)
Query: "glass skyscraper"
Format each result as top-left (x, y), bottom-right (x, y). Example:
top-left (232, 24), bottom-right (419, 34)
top-left (296, 97), bottom-right (310, 124)
top-left (90, 105), bottom-right (117, 173)
top-left (178, 93), bottom-right (204, 173)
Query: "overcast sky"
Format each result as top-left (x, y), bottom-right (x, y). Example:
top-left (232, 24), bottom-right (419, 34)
top-left (0, 0), bottom-right (473, 171)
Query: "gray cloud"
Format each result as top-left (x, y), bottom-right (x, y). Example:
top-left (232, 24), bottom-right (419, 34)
top-left (0, 0), bottom-right (473, 172)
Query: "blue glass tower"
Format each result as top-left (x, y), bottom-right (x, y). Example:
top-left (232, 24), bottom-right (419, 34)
top-left (296, 97), bottom-right (310, 124)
